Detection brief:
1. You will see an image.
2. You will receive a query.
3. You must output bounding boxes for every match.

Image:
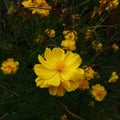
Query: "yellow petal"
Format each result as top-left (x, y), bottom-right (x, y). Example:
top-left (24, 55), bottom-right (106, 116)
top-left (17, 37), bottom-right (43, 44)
top-left (64, 51), bottom-right (82, 68)
top-left (38, 55), bottom-right (55, 70)
top-left (35, 77), bottom-right (51, 88)
top-left (49, 86), bottom-right (57, 96)
top-left (49, 85), bottom-right (65, 96)
top-left (71, 68), bottom-right (85, 81)
top-left (62, 81), bottom-right (71, 90)
top-left (62, 81), bottom-right (79, 92)
top-left (52, 47), bottom-right (65, 62)
top-left (60, 68), bottom-right (76, 80)
top-left (34, 64), bottom-right (56, 79)
top-left (44, 48), bottom-right (56, 66)
top-left (35, 78), bottom-right (47, 88)
top-left (22, 1), bottom-right (30, 7)
top-left (44, 73), bottom-right (60, 87)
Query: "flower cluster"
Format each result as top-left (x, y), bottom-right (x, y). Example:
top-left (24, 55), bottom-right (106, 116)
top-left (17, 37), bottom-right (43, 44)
top-left (99, 0), bottom-right (119, 11)
top-left (33, 47), bottom-right (108, 101)
top-left (91, 0), bottom-right (119, 17)
top-left (78, 66), bottom-right (95, 90)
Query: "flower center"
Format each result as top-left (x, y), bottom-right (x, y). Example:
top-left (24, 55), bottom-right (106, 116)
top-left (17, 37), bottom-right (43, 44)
top-left (97, 90), bottom-right (105, 98)
top-left (39, 1), bottom-right (46, 7)
top-left (56, 61), bottom-right (66, 72)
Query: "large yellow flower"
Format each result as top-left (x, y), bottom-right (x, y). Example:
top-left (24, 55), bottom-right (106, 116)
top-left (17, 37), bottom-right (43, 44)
top-left (34, 47), bottom-right (84, 96)
top-left (22, 0), bottom-right (52, 17)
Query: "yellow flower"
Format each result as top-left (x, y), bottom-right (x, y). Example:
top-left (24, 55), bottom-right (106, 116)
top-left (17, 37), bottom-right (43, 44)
top-left (108, 71), bottom-right (119, 83)
top-left (61, 39), bottom-right (76, 51)
top-left (22, 0), bottom-right (52, 17)
top-left (45, 29), bottom-right (55, 37)
top-left (92, 41), bottom-right (103, 51)
top-left (91, 84), bottom-right (107, 101)
top-left (34, 47), bottom-right (84, 96)
top-left (79, 79), bottom-right (89, 90)
top-left (111, 44), bottom-right (119, 51)
top-left (1, 58), bottom-right (19, 74)
top-left (106, 0), bottom-right (119, 10)
top-left (99, 0), bottom-right (119, 11)
top-left (84, 67), bottom-right (95, 80)
top-left (63, 30), bottom-right (77, 41)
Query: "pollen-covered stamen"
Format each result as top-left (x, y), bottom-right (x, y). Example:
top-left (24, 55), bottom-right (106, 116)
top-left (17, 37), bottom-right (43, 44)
top-left (56, 61), bottom-right (66, 71)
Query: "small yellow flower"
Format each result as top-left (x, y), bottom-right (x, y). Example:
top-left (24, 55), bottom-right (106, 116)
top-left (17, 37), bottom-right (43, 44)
top-left (45, 29), bottom-right (55, 37)
top-left (92, 41), bottom-right (103, 51)
top-left (84, 67), bottom-right (95, 80)
top-left (108, 71), bottom-right (119, 83)
top-left (61, 39), bottom-right (76, 51)
top-left (1, 58), bottom-right (19, 74)
top-left (111, 44), bottom-right (119, 51)
top-left (22, 0), bottom-right (52, 17)
top-left (91, 84), bottom-right (107, 101)
top-left (34, 47), bottom-right (84, 96)
top-left (63, 30), bottom-right (77, 41)
top-left (79, 79), bottom-right (89, 90)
